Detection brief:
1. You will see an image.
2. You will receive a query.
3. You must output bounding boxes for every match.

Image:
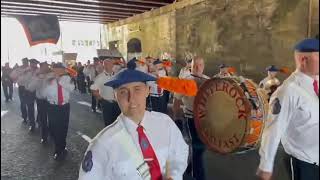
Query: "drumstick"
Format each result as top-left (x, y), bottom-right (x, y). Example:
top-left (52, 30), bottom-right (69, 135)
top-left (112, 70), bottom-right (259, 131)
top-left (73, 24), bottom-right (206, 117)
top-left (165, 160), bottom-right (171, 180)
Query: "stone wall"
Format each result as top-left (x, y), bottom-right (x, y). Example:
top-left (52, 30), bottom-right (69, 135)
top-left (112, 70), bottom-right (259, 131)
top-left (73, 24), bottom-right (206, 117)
top-left (103, 0), bottom-right (319, 82)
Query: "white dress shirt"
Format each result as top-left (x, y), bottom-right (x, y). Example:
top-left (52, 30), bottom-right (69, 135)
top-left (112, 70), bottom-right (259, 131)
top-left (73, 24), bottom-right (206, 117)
top-left (78, 111), bottom-right (189, 180)
top-left (84, 65), bottom-right (97, 81)
top-left (259, 77), bottom-right (280, 89)
top-left (90, 71), bottom-right (115, 100)
top-left (258, 70), bottom-right (319, 172)
top-left (10, 67), bottom-right (36, 87)
top-left (44, 75), bottom-right (74, 105)
top-left (147, 69), bottom-right (167, 97)
top-left (26, 71), bottom-right (54, 99)
top-left (178, 67), bottom-right (191, 79)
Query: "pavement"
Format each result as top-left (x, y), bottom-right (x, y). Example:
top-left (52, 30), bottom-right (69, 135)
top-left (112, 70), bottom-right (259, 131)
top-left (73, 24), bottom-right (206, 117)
top-left (1, 87), bottom-right (290, 180)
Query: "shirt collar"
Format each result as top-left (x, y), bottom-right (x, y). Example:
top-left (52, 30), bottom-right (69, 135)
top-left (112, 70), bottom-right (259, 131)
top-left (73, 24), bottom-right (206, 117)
top-left (104, 71), bottom-right (113, 76)
top-left (294, 70), bottom-right (315, 86)
top-left (121, 111), bottom-right (150, 134)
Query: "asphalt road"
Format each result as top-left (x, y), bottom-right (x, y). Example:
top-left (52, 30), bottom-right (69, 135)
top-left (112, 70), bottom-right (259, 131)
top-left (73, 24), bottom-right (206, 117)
top-left (1, 86), bottom-right (290, 180)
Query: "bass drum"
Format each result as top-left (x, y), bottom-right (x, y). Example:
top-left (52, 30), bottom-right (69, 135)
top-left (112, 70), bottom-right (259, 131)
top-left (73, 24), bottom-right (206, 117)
top-left (193, 76), bottom-right (269, 154)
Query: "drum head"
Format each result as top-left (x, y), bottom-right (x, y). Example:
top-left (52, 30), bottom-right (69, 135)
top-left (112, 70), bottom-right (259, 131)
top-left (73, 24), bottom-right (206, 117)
top-left (194, 78), bottom-right (251, 154)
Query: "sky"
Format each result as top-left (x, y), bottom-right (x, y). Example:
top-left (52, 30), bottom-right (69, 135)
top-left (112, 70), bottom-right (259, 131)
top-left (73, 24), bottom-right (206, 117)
top-left (1, 17), bottom-right (103, 66)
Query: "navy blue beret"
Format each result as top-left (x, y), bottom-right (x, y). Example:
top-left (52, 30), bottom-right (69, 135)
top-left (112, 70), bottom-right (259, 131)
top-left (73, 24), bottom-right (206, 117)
top-left (52, 62), bottom-right (65, 69)
top-left (104, 60), bottom-right (156, 89)
top-left (22, 57), bottom-right (29, 63)
top-left (153, 59), bottom-right (162, 65)
top-left (29, 59), bottom-right (40, 64)
top-left (219, 63), bottom-right (228, 69)
top-left (266, 65), bottom-right (279, 72)
top-left (294, 38), bottom-right (319, 52)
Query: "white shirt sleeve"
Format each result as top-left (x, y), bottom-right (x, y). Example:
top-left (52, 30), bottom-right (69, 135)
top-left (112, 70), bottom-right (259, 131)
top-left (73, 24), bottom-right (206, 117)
top-left (167, 117), bottom-right (189, 179)
top-left (258, 87), bottom-right (294, 172)
top-left (78, 140), bottom-right (111, 180)
top-left (59, 75), bottom-right (74, 92)
top-left (25, 76), bottom-right (40, 92)
top-left (90, 75), bottom-right (102, 91)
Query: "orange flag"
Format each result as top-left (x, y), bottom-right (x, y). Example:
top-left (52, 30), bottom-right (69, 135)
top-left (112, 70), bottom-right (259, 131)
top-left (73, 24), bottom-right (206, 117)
top-left (157, 76), bottom-right (198, 96)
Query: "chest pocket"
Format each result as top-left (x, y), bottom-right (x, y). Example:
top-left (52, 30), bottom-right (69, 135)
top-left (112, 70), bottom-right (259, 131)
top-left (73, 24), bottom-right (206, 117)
top-left (294, 100), bottom-right (317, 132)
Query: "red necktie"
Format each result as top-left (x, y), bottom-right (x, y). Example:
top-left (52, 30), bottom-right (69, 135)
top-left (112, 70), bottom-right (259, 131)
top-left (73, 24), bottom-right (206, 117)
top-left (137, 125), bottom-right (162, 180)
top-left (58, 83), bottom-right (64, 105)
top-left (157, 86), bottom-right (162, 95)
top-left (313, 80), bottom-right (319, 96)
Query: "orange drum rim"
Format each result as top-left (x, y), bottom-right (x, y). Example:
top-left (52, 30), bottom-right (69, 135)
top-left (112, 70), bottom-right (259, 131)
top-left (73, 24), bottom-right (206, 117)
top-left (193, 78), bottom-right (252, 154)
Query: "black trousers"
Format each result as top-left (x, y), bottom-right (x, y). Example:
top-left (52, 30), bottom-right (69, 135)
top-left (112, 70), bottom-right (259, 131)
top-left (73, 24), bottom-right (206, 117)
top-left (101, 99), bottom-right (121, 127)
top-left (2, 82), bottom-right (13, 100)
top-left (162, 90), bottom-right (170, 114)
top-left (47, 103), bottom-right (70, 154)
top-left (90, 81), bottom-right (97, 111)
top-left (289, 156), bottom-right (319, 180)
top-left (86, 77), bottom-right (91, 93)
top-left (18, 86), bottom-right (35, 126)
top-left (36, 98), bottom-right (48, 140)
top-left (184, 118), bottom-right (206, 180)
top-left (147, 96), bottom-right (165, 113)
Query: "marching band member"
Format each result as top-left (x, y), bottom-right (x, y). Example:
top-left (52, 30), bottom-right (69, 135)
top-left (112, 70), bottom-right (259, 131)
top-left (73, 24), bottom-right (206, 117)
top-left (11, 58), bottom-right (39, 131)
top-left (259, 65), bottom-right (281, 100)
top-left (162, 59), bottom-right (173, 114)
top-left (84, 57), bottom-right (101, 113)
top-left (214, 63), bottom-right (232, 77)
top-left (27, 61), bottom-right (51, 143)
top-left (10, 58), bottom-right (31, 124)
top-left (78, 61), bottom-right (188, 180)
top-left (147, 59), bottom-right (166, 113)
top-left (44, 62), bottom-right (74, 160)
top-left (173, 56), bottom-right (209, 180)
top-left (136, 58), bottom-right (149, 73)
top-left (1, 62), bottom-right (13, 102)
top-left (257, 38), bottom-right (319, 180)
top-left (178, 59), bottom-right (192, 79)
top-left (90, 58), bottom-right (120, 127)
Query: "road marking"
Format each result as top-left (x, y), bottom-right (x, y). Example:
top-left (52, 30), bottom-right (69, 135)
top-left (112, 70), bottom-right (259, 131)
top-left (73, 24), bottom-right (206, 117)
top-left (1, 110), bottom-right (8, 118)
top-left (77, 101), bottom-right (92, 107)
top-left (76, 131), bottom-right (92, 143)
top-left (77, 101), bottom-right (102, 114)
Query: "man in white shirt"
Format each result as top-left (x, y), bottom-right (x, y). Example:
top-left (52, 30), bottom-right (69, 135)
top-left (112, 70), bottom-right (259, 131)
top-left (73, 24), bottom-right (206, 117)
top-left (147, 59), bottom-right (167, 113)
top-left (44, 63), bottom-right (75, 161)
top-left (178, 59), bottom-right (192, 79)
top-left (27, 61), bottom-right (52, 143)
top-left (84, 57), bottom-right (101, 112)
top-left (78, 60), bottom-right (188, 180)
top-left (214, 63), bottom-right (232, 77)
top-left (90, 58), bottom-right (120, 127)
top-left (10, 58), bottom-right (31, 124)
top-left (257, 38), bottom-right (319, 180)
top-left (15, 58), bottom-right (39, 131)
top-left (173, 56), bottom-right (209, 180)
top-left (259, 65), bottom-right (281, 100)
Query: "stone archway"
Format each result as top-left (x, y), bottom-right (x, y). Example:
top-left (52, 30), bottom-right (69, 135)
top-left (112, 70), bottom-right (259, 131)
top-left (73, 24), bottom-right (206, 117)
top-left (127, 38), bottom-right (142, 60)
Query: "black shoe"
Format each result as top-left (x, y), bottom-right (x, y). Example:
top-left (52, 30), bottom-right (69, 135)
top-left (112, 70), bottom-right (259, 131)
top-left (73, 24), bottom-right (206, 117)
top-left (91, 109), bottom-right (96, 113)
top-left (40, 138), bottom-right (47, 144)
top-left (53, 149), bottom-right (68, 161)
top-left (22, 119), bottom-right (27, 124)
top-left (53, 153), bottom-right (59, 160)
top-left (5, 99), bottom-right (9, 102)
top-left (28, 126), bottom-right (35, 132)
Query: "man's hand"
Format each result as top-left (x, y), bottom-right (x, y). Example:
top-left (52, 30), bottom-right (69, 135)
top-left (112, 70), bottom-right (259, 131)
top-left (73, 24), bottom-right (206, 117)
top-left (166, 177), bottom-right (173, 180)
top-left (256, 169), bottom-right (272, 180)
